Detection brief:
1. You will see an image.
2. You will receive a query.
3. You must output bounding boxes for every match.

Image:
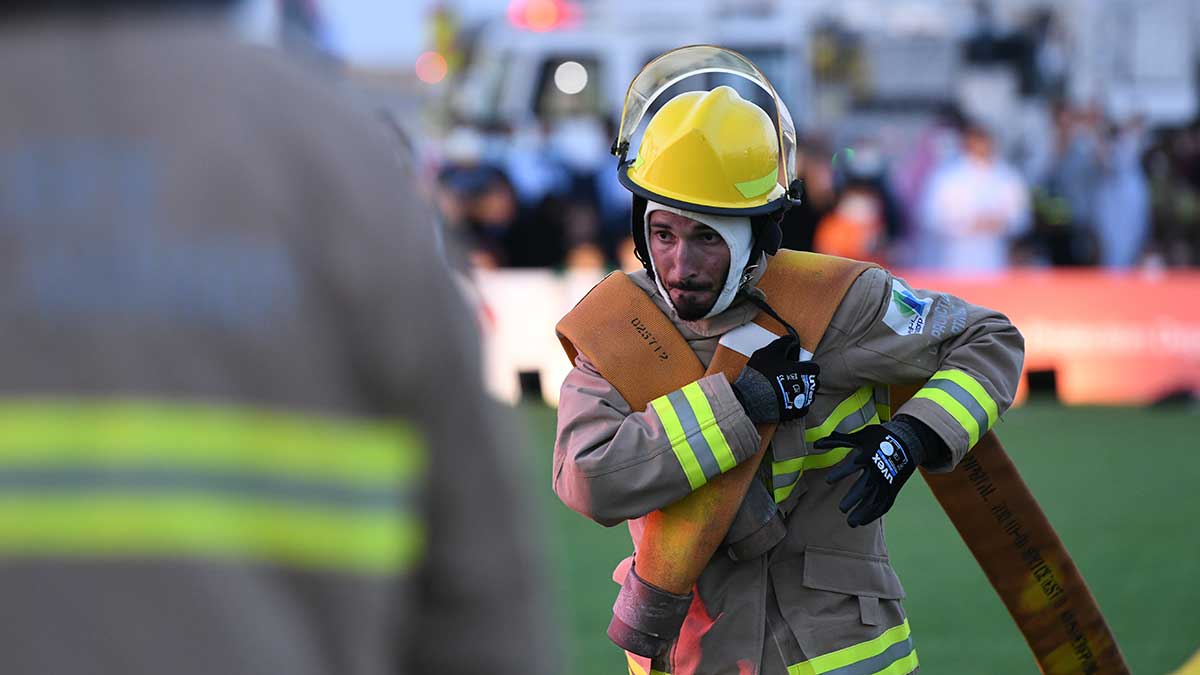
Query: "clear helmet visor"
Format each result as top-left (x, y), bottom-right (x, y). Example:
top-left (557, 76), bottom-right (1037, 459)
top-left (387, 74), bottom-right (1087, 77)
top-left (613, 45), bottom-right (799, 199)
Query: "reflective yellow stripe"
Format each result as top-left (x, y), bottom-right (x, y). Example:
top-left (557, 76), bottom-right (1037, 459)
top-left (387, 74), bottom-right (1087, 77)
top-left (626, 653), bottom-right (670, 675)
top-left (875, 403), bottom-right (892, 423)
top-left (774, 455), bottom-right (807, 475)
top-left (929, 370), bottom-right (998, 428)
top-left (912, 387), bottom-right (981, 447)
top-left (773, 444), bottom-right (855, 476)
top-left (773, 480), bottom-right (798, 503)
top-left (772, 414), bottom-right (877, 503)
top-left (0, 398), bottom-right (426, 575)
top-left (803, 446), bottom-right (855, 471)
top-left (650, 395), bottom-right (705, 490)
top-left (681, 382), bottom-right (736, 473)
top-left (0, 399), bottom-right (420, 486)
top-left (772, 446), bottom-right (856, 503)
top-left (789, 620), bottom-right (915, 675)
top-left (0, 494), bottom-right (420, 575)
top-left (653, 380), bottom-right (740, 490)
top-left (804, 387), bottom-right (873, 443)
top-left (876, 651), bottom-right (920, 675)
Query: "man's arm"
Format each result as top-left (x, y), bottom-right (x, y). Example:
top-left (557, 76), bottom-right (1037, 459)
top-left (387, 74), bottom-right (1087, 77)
top-left (553, 355), bottom-right (760, 525)
top-left (824, 267), bottom-right (1025, 471)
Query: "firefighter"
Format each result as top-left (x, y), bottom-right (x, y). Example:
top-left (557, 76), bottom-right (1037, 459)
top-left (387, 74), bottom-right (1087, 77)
top-left (0, 2), bottom-right (550, 674)
top-left (553, 47), bottom-right (1023, 674)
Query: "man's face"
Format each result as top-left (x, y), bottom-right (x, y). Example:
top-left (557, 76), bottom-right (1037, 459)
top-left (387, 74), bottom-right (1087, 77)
top-left (964, 129), bottom-right (993, 161)
top-left (647, 210), bottom-right (731, 321)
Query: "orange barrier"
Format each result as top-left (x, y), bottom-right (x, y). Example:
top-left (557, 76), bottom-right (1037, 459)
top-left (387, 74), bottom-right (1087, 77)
top-left (895, 270), bottom-right (1200, 405)
top-left (474, 268), bottom-right (1200, 406)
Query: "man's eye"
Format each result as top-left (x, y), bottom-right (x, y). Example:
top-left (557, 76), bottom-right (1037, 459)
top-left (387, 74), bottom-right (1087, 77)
top-left (654, 231), bottom-right (673, 241)
top-left (701, 233), bottom-right (721, 244)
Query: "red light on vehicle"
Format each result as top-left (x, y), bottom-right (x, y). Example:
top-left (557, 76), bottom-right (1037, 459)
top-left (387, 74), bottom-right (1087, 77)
top-left (415, 51), bottom-right (448, 84)
top-left (507, 0), bottom-right (577, 32)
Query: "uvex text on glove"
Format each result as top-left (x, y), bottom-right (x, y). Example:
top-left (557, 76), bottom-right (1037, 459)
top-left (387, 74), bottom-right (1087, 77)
top-left (819, 414), bottom-right (948, 527)
top-left (731, 335), bottom-right (819, 425)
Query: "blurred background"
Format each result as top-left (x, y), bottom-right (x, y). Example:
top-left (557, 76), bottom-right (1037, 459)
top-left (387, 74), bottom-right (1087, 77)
top-left (265, 0), bottom-right (1196, 672)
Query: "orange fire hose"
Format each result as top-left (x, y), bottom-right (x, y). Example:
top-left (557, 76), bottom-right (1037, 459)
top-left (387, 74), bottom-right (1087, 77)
top-left (893, 384), bottom-right (1129, 675)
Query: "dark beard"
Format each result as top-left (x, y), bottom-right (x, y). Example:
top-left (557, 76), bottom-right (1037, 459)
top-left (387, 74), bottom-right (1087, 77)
top-left (672, 293), bottom-right (717, 320)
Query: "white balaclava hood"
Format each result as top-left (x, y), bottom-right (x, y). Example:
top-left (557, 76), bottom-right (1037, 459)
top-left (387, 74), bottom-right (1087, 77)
top-left (644, 200), bottom-right (754, 320)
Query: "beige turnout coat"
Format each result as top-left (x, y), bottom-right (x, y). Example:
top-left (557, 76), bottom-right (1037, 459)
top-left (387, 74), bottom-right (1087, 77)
top-left (0, 15), bottom-right (549, 675)
top-left (554, 260), bottom-right (1024, 675)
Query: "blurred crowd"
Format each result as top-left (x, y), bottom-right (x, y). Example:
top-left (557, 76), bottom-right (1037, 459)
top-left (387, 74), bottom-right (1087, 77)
top-left (431, 102), bottom-right (1200, 274)
top-left (431, 115), bottom-right (632, 270)
top-left (427, 1), bottom-right (1200, 275)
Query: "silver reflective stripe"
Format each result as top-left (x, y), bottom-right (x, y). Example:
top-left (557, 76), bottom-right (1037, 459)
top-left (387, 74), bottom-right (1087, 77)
top-left (821, 635), bottom-right (916, 675)
top-left (776, 391), bottom-right (876, 492)
top-left (921, 379), bottom-right (990, 439)
top-left (774, 469), bottom-right (801, 490)
top-left (0, 466), bottom-right (405, 512)
top-left (806, 391), bottom-right (873, 449)
top-left (665, 388), bottom-right (721, 481)
top-left (873, 386), bottom-right (891, 422)
top-left (834, 395), bottom-right (876, 435)
top-left (806, 389), bottom-right (877, 446)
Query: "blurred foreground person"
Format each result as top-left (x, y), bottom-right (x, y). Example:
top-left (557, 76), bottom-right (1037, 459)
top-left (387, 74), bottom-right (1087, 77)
top-left (0, 2), bottom-right (548, 674)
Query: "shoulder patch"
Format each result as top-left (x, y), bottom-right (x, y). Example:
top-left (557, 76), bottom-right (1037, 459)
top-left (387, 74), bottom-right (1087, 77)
top-left (883, 279), bottom-right (932, 336)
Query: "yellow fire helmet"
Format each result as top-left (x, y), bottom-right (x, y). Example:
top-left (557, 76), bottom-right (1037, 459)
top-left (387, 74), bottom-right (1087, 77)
top-left (625, 86), bottom-right (783, 212)
top-left (613, 45), bottom-right (802, 268)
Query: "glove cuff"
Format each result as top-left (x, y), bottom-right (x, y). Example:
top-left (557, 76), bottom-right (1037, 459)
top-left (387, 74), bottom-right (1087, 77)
top-left (732, 367), bottom-right (779, 425)
top-left (892, 413), bottom-right (955, 468)
top-left (881, 417), bottom-right (926, 466)
top-left (608, 565), bottom-right (693, 658)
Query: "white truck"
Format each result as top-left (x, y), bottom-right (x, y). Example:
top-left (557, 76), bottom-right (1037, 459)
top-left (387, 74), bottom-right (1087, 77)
top-left (451, 1), bottom-right (812, 131)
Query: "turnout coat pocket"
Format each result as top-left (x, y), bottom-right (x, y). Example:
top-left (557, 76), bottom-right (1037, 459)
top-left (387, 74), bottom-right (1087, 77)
top-left (772, 546), bottom-right (908, 654)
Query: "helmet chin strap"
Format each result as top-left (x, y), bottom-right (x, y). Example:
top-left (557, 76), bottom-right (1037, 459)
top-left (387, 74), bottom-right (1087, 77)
top-left (644, 201), bottom-right (753, 320)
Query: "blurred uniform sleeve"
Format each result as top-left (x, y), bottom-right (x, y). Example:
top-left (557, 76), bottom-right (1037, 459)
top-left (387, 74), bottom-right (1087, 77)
top-left (309, 118), bottom-right (553, 674)
top-left (824, 267), bottom-right (1025, 471)
top-left (401, 272), bottom-right (552, 674)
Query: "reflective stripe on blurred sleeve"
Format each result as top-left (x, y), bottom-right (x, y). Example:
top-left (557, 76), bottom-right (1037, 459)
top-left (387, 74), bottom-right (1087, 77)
top-left (0, 398), bottom-right (426, 576)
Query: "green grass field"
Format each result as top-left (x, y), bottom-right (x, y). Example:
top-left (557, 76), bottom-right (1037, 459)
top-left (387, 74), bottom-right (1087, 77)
top-left (515, 400), bottom-right (1200, 675)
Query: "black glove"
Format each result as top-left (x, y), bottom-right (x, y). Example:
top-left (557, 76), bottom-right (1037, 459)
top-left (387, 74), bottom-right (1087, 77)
top-left (818, 417), bottom-right (927, 527)
top-left (731, 335), bottom-right (819, 425)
